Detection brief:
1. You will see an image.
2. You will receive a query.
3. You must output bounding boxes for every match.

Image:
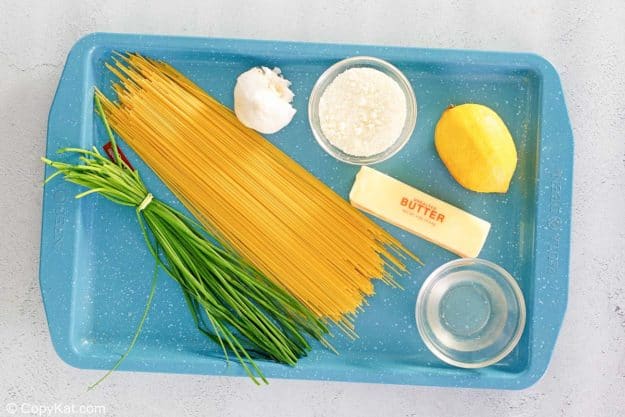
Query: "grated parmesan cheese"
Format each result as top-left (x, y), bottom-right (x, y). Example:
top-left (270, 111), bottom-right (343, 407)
top-left (318, 67), bottom-right (407, 157)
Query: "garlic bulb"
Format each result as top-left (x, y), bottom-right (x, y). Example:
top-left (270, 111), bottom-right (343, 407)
top-left (234, 67), bottom-right (296, 134)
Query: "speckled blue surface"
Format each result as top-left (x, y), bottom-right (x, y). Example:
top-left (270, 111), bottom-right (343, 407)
top-left (40, 32), bottom-right (573, 389)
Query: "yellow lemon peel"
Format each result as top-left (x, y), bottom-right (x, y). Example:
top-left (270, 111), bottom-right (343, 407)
top-left (434, 103), bottom-right (518, 193)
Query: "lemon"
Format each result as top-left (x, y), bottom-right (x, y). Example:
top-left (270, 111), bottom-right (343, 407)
top-left (434, 103), bottom-right (517, 193)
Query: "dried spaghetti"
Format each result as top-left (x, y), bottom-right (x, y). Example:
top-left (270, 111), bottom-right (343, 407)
top-left (96, 54), bottom-right (421, 331)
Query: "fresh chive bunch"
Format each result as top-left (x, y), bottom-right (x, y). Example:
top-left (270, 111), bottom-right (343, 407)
top-left (42, 95), bottom-right (329, 385)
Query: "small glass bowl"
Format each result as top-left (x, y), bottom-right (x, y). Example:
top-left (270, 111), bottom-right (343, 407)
top-left (415, 258), bottom-right (526, 368)
top-left (308, 56), bottom-right (417, 165)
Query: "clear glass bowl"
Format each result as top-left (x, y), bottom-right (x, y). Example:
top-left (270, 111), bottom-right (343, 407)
top-left (415, 258), bottom-right (526, 368)
top-left (308, 56), bottom-right (417, 165)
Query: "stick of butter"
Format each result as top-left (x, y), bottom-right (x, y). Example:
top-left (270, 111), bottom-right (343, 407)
top-left (349, 166), bottom-right (491, 258)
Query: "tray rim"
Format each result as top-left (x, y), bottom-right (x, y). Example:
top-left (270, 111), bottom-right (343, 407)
top-left (40, 32), bottom-right (573, 389)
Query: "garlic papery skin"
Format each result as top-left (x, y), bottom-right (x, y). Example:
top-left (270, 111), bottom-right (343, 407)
top-left (234, 67), bottom-right (296, 134)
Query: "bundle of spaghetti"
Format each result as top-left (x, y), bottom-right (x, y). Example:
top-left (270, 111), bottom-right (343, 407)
top-left (96, 53), bottom-right (421, 332)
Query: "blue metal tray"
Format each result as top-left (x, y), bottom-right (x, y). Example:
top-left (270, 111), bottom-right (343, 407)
top-left (40, 32), bottom-right (573, 389)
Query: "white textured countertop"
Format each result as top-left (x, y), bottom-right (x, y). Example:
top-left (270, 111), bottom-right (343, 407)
top-left (1, 1), bottom-right (624, 416)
